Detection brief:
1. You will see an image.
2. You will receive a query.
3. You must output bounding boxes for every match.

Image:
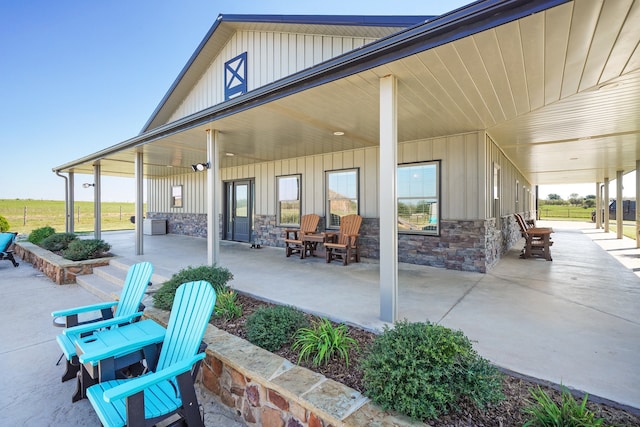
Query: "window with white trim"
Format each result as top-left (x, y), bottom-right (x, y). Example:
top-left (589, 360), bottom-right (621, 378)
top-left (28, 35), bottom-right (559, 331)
top-left (398, 162), bottom-right (439, 234)
top-left (326, 169), bottom-right (359, 229)
top-left (277, 175), bottom-right (301, 226)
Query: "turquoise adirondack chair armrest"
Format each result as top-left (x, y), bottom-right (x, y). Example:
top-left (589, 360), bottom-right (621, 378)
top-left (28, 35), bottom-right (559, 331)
top-left (78, 321), bottom-right (166, 366)
top-left (52, 301), bottom-right (118, 318)
top-left (62, 311), bottom-right (144, 337)
top-left (103, 354), bottom-right (206, 403)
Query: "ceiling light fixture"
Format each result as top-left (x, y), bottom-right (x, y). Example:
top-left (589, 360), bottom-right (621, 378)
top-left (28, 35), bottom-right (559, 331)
top-left (333, 131), bottom-right (345, 136)
top-left (191, 162), bottom-right (210, 172)
top-left (225, 152), bottom-right (235, 157)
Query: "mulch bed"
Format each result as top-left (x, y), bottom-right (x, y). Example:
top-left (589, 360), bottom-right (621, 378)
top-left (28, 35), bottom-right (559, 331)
top-left (209, 292), bottom-right (640, 426)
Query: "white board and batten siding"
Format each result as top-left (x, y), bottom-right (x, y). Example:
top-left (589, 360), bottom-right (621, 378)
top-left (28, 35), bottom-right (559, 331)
top-left (168, 30), bottom-right (378, 123)
top-left (148, 131), bottom-right (533, 222)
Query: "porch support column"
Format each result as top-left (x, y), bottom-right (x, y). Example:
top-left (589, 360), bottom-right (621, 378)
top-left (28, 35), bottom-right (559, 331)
top-left (636, 162), bottom-right (640, 248)
top-left (93, 163), bottom-right (101, 240)
top-left (135, 151), bottom-right (144, 255)
top-left (207, 129), bottom-right (220, 266)
top-left (68, 172), bottom-right (75, 233)
top-left (379, 74), bottom-right (398, 323)
top-left (604, 177), bottom-right (610, 233)
top-left (595, 182), bottom-right (601, 229)
top-left (616, 170), bottom-right (623, 239)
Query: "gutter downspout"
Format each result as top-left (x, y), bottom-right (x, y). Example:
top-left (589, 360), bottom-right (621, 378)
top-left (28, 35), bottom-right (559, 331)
top-left (54, 171), bottom-right (71, 233)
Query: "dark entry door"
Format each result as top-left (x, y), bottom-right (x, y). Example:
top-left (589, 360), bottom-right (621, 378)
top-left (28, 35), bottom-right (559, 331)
top-left (225, 180), bottom-right (252, 242)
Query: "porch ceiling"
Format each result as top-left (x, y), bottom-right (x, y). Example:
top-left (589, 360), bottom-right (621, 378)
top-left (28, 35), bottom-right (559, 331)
top-left (62, 0), bottom-right (640, 187)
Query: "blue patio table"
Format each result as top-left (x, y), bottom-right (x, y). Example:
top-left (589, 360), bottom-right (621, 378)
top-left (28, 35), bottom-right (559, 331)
top-left (70, 319), bottom-right (166, 402)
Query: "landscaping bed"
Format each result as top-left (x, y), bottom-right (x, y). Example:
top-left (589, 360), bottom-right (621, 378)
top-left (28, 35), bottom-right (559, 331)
top-left (210, 292), bottom-right (640, 427)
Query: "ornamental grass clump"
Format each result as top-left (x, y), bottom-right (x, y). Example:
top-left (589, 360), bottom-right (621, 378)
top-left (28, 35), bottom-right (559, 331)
top-left (245, 305), bottom-right (308, 352)
top-left (293, 318), bottom-right (358, 367)
top-left (360, 320), bottom-right (504, 421)
top-left (522, 385), bottom-right (605, 427)
top-left (153, 265), bottom-right (233, 311)
top-left (214, 290), bottom-right (243, 321)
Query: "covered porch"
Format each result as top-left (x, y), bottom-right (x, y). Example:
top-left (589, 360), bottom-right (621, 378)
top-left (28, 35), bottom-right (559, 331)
top-left (102, 219), bottom-right (640, 411)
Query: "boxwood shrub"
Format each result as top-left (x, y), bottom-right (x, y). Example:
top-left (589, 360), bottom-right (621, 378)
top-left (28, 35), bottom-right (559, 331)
top-left (246, 305), bottom-right (309, 352)
top-left (28, 226), bottom-right (56, 244)
top-left (153, 265), bottom-right (234, 311)
top-left (360, 320), bottom-right (504, 421)
top-left (40, 233), bottom-right (77, 251)
top-left (0, 215), bottom-right (10, 232)
top-left (62, 239), bottom-right (111, 261)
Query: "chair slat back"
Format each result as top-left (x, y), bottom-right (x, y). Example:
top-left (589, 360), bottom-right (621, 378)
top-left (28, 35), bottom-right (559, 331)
top-left (336, 214), bottom-right (362, 245)
top-left (300, 214), bottom-right (320, 234)
top-left (113, 262), bottom-right (154, 318)
top-left (514, 213), bottom-right (528, 236)
top-left (156, 281), bottom-right (216, 371)
top-left (0, 232), bottom-right (17, 252)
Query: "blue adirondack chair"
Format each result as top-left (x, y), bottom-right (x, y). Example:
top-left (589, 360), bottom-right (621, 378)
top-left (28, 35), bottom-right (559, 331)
top-left (51, 261), bottom-right (154, 390)
top-left (85, 280), bottom-right (216, 427)
top-left (0, 232), bottom-right (19, 267)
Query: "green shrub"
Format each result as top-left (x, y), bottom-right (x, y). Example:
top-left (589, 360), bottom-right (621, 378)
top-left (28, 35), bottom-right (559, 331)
top-left (62, 239), bottom-right (111, 261)
top-left (522, 386), bottom-right (605, 427)
top-left (360, 320), bottom-right (504, 421)
top-left (293, 318), bottom-right (358, 367)
top-left (0, 215), bottom-right (10, 232)
top-left (40, 233), bottom-right (77, 251)
top-left (28, 226), bottom-right (56, 244)
top-left (215, 290), bottom-right (243, 320)
top-left (153, 265), bottom-right (234, 311)
top-left (246, 305), bottom-right (309, 352)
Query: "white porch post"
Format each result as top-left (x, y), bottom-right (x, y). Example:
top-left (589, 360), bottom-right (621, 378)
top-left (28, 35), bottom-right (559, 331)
top-left (207, 129), bottom-right (220, 266)
top-left (379, 74), bottom-right (398, 323)
top-left (135, 152), bottom-right (144, 255)
top-left (595, 182), bottom-right (601, 229)
top-left (616, 170), bottom-right (623, 239)
top-left (604, 177), bottom-right (610, 233)
top-left (636, 162), bottom-right (640, 248)
top-left (93, 163), bottom-right (101, 240)
top-left (68, 172), bottom-right (75, 233)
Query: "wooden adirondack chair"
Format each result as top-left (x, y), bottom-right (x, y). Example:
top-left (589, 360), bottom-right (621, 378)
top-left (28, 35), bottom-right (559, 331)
top-left (86, 280), bottom-right (216, 427)
top-left (284, 213), bottom-right (320, 258)
top-left (324, 214), bottom-right (362, 265)
top-left (0, 232), bottom-right (19, 267)
top-left (52, 261), bottom-right (154, 389)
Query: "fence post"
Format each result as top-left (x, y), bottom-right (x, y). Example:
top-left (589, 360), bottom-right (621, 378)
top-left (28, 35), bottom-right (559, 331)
top-left (77, 206), bottom-right (80, 223)
top-left (23, 206), bottom-right (26, 225)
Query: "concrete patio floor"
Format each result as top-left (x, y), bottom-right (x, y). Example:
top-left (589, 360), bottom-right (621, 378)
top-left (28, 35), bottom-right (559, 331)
top-left (103, 220), bottom-right (640, 412)
top-left (1, 219), bottom-right (638, 425)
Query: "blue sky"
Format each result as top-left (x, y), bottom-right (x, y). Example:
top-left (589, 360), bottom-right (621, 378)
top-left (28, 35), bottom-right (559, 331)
top-left (1, 0), bottom-right (632, 203)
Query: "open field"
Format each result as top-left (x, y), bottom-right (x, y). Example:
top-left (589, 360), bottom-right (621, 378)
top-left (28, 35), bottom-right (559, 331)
top-left (539, 204), bottom-right (637, 239)
top-left (0, 199), bottom-right (140, 235)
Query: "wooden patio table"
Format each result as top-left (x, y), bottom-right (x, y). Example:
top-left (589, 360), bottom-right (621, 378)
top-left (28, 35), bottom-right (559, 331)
top-left (523, 227), bottom-right (554, 261)
top-left (302, 232), bottom-right (337, 258)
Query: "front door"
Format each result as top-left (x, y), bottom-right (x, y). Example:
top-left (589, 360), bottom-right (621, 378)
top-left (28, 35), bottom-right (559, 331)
top-left (224, 180), bottom-right (252, 242)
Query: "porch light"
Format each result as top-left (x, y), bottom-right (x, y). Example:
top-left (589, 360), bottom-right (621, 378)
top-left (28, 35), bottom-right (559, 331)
top-left (333, 131), bottom-right (345, 136)
top-left (82, 183), bottom-right (95, 188)
top-left (191, 162), bottom-right (210, 172)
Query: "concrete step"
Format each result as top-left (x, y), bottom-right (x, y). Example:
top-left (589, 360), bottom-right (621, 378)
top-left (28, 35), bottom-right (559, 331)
top-left (76, 273), bottom-right (123, 302)
top-left (77, 258), bottom-right (175, 306)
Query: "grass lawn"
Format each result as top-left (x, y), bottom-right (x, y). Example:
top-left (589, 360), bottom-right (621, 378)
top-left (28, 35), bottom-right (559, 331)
top-left (0, 199), bottom-right (139, 235)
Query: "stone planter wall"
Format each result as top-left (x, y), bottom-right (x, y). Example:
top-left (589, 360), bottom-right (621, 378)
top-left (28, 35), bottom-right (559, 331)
top-left (143, 308), bottom-right (420, 427)
top-left (13, 242), bottom-right (113, 285)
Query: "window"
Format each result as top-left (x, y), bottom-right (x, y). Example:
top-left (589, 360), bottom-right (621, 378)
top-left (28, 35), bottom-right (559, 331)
top-left (326, 169), bottom-right (359, 228)
top-left (398, 162), bottom-right (439, 234)
top-left (171, 185), bottom-right (183, 208)
top-left (277, 175), bottom-right (300, 226)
